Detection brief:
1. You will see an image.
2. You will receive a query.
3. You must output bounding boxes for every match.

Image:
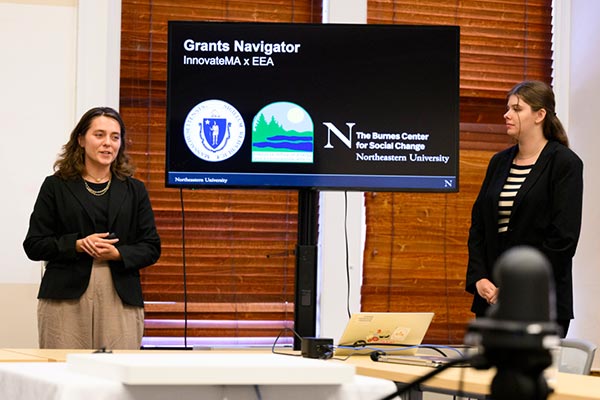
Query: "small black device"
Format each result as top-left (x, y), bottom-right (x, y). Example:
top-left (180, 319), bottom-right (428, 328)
top-left (301, 337), bottom-right (334, 359)
top-left (106, 233), bottom-right (117, 239)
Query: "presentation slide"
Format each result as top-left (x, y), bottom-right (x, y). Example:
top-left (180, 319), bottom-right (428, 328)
top-left (166, 22), bottom-right (459, 191)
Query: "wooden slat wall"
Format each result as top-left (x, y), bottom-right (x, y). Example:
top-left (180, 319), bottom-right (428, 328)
top-left (363, 0), bottom-right (553, 344)
top-left (120, 0), bottom-right (321, 340)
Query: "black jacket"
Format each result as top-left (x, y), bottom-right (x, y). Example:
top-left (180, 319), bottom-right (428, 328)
top-left (23, 175), bottom-right (161, 307)
top-left (466, 141), bottom-right (583, 320)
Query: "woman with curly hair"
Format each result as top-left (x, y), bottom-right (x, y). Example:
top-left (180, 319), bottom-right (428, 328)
top-left (24, 107), bottom-right (161, 349)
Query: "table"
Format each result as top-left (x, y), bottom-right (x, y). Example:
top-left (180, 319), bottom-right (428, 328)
top-left (3, 348), bottom-right (600, 400)
top-left (0, 349), bottom-right (397, 400)
top-left (0, 349), bottom-right (50, 362)
top-left (344, 354), bottom-right (600, 400)
top-left (0, 348), bottom-right (188, 362)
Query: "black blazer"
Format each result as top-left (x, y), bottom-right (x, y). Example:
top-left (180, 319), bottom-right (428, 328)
top-left (23, 175), bottom-right (161, 307)
top-left (466, 141), bottom-right (583, 320)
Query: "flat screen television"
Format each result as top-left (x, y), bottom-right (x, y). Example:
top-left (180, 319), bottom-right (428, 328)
top-left (166, 22), bottom-right (459, 192)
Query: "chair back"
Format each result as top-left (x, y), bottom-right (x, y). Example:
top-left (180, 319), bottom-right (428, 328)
top-left (558, 338), bottom-right (597, 375)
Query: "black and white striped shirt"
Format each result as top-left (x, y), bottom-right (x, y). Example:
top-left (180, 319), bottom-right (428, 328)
top-left (498, 164), bottom-right (533, 233)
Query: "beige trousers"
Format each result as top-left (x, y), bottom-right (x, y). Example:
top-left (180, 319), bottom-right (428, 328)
top-left (37, 260), bottom-right (144, 350)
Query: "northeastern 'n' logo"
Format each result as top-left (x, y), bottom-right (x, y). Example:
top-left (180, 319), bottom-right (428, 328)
top-left (183, 99), bottom-right (245, 162)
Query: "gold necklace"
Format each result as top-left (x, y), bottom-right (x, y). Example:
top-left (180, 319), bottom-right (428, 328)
top-left (86, 172), bottom-right (110, 182)
top-left (84, 178), bottom-right (111, 196)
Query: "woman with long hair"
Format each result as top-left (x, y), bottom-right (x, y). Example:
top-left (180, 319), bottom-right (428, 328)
top-left (24, 107), bottom-right (161, 349)
top-left (466, 81), bottom-right (583, 337)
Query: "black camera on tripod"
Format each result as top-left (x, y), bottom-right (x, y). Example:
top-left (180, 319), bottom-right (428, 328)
top-left (465, 246), bottom-right (560, 400)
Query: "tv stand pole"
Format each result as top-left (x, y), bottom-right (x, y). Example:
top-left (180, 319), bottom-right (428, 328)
top-left (294, 188), bottom-right (319, 349)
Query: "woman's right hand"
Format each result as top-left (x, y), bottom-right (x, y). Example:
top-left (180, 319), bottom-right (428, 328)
top-left (76, 232), bottom-right (119, 260)
top-left (476, 278), bottom-right (499, 305)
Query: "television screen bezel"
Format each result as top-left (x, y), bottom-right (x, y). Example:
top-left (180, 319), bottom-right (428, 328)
top-left (165, 21), bottom-right (460, 192)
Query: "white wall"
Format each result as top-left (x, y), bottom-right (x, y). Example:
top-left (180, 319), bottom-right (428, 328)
top-left (0, 0), bottom-right (77, 347)
top-left (563, 0), bottom-right (600, 370)
top-left (0, 0), bottom-right (120, 348)
top-left (0, 0), bottom-right (77, 284)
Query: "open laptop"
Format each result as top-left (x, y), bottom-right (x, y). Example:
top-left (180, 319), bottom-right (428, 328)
top-left (335, 312), bottom-right (434, 356)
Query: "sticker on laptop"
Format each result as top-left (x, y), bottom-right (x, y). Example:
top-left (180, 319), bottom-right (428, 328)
top-left (365, 326), bottom-right (410, 344)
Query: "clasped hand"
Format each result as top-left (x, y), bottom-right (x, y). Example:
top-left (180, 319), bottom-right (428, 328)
top-left (77, 232), bottom-right (120, 261)
top-left (476, 278), bottom-right (499, 305)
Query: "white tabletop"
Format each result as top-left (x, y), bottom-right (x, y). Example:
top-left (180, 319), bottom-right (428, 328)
top-left (0, 361), bottom-right (398, 400)
top-left (65, 352), bottom-right (355, 385)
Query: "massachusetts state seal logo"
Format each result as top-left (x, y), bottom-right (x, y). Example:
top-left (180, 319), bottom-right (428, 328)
top-left (183, 99), bottom-right (245, 162)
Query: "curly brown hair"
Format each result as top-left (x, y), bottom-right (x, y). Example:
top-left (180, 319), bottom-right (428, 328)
top-left (54, 107), bottom-right (136, 180)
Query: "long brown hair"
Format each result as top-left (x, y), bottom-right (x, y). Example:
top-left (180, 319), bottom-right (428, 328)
top-left (507, 80), bottom-right (569, 147)
top-left (54, 107), bottom-right (136, 179)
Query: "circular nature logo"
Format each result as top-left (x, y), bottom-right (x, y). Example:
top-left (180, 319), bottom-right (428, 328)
top-left (251, 101), bottom-right (314, 163)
